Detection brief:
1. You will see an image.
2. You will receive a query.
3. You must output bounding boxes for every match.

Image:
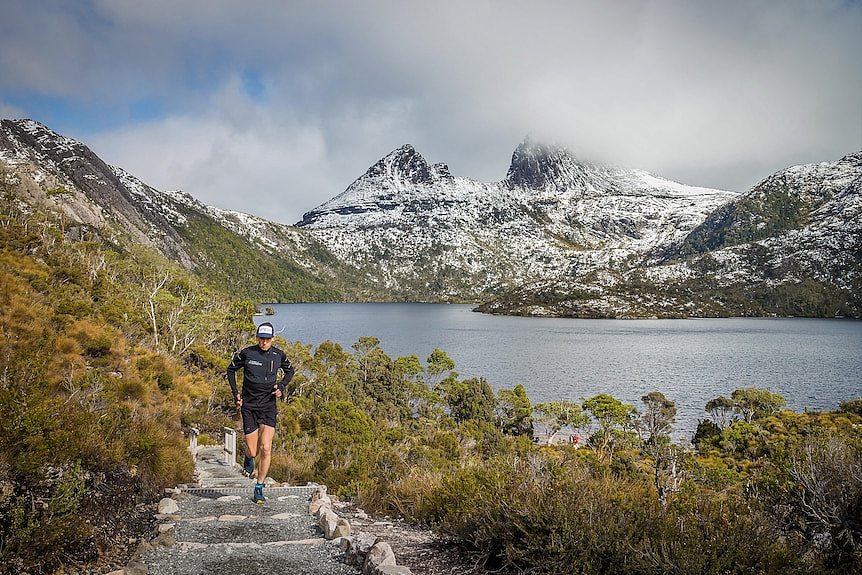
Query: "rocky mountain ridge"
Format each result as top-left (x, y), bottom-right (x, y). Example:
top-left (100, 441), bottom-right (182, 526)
top-left (300, 138), bottom-right (860, 316)
top-left (0, 119), bottom-right (361, 302)
top-left (299, 139), bottom-right (737, 300)
top-left (2, 118), bottom-right (858, 317)
top-left (479, 151), bottom-right (862, 317)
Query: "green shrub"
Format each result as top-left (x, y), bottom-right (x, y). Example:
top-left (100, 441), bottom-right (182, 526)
top-left (124, 421), bottom-right (194, 491)
top-left (839, 398), bottom-right (862, 416)
top-left (156, 371), bottom-right (174, 391)
top-left (311, 401), bottom-right (376, 490)
top-left (422, 452), bottom-right (799, 574)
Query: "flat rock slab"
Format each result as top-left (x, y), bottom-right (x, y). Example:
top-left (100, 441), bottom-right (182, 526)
top-left (142, 543), bottom-right (356, 575)
top-left (175, 516), bottom-right (319, 544)
top-left (168, 493), bottom-right (306, 519)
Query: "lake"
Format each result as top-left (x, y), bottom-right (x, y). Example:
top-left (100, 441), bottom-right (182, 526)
top-left (258, 303), bottom-right (862, 437)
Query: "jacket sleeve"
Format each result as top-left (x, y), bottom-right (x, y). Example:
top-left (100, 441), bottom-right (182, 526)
top-left (226, 349), bottom-right (245, 398)
top-left (277, 351), bottom-right (296, 396)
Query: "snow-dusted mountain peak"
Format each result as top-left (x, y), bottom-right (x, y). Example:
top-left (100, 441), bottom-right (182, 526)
top-left (504, 139), bottom-right (596, 191)
top-left (361, 143), bottom-right (451, 186)
top-left (297, 138), bottom-right (742, 298)
top-left (299, 143), bottom-right (467, 225)
top-left (1, 118), bottom-right (89, 164)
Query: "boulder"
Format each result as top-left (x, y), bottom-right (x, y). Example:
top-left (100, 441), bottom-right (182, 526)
top-left (354, 532), bottom-right (377, 555)
top-left (319, 508), bottom-right (338, 539)
top-left (156, 498), bottom-right (179, 515)
top-left (363, 542), bottom-right (396, 575)
top-left (310, 495), bottom-right (332, 516)
top-left (333, 517), bottom-right (351, 538)
top-left (345, 532), bottom-right (378, 565)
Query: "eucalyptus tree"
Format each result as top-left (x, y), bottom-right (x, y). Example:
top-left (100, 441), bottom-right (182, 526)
top-left (425, 348), bottom-right (456, 386)
top-left (731, 388), bottom-right (786, 423)
top-left (394, 354), bottom-right (435, 420)
top-left (351, 336), bottom-right (407, 422)
top-left (639, 391), bottom-right (683, 507)
top-left (496, 384), bottom-right (533, 436)
top-left (705, 395), bottom-right (736, 429)
top-left (441, 377), bottom-right (496, 425)
top-left (582, 394), bottom-right (635, 461)
top-left (352, 335), bottom-right (381, 387)
top-left (639, 391), bottom-right (677, 443)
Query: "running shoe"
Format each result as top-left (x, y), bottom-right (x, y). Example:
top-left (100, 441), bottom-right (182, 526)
top-left (252, 483), bottom-right (266, 504)
top-left (242, 456), bottom-right (254, 477)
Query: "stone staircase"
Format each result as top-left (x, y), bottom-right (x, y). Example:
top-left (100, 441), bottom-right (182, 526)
top-left (133, 447), bottom-right (357, 575)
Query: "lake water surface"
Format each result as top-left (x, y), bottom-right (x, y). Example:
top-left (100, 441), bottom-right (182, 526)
top-left (259, 303), bottom-right (862, 436)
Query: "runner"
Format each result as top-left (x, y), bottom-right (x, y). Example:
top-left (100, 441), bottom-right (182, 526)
top-left (226, 322), bottom-right (295, 503)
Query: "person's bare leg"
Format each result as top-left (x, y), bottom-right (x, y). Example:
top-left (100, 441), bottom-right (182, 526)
top-left (244, 429), bottom-right (259, 472)
top-left (256, 425), bottom-right (275, 484)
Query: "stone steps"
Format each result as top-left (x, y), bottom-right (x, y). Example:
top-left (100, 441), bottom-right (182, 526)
top-left (128, 447), bottom-right (357, 575)
top-left (110, 446), bottom-right (412, 575)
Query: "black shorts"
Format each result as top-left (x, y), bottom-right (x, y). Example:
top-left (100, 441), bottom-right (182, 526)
top-left (241, 404), bottom-right (277, 435)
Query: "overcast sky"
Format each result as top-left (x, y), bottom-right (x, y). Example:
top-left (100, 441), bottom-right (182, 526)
top-left (2, 1), bottom-right (860, 224)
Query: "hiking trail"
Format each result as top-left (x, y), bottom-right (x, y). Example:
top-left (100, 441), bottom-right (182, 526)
top-left (135, 446), bottom-right (356, 574)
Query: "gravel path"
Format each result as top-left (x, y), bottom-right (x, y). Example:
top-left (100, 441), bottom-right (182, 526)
top-left (139, 447), bottom-right (357, 575)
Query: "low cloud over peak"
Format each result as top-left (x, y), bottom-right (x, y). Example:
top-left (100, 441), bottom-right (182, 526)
top-left (2, 0), bottom-right (859, 223)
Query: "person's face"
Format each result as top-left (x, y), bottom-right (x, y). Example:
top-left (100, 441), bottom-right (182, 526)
top-left (257, 337), bottom-right (273, 351)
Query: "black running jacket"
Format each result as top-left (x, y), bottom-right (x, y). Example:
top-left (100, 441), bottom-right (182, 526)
top-left (226, 345), bottom-right (295, 408)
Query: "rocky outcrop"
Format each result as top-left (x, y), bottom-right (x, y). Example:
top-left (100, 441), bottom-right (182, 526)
top-left (362, 144), bottom-right (450, 186)
top-left (505, 139), bottom-right (596, 192)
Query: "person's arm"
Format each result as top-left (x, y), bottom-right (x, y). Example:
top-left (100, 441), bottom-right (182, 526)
top-left (226, 349), bottom-right (245, 404)
top-left (276, 352), bottom-right (296, 397)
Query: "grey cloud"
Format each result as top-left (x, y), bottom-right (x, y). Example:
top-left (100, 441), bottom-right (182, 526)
top-left (5, 0), bottom-right (860, 223)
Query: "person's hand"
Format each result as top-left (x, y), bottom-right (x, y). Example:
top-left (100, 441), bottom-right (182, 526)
top-left (273, 385), bottom-right (283, 398)
top-left (236, 394), bottom-right (242, 407)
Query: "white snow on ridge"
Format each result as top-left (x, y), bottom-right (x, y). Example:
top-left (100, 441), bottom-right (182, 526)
top-left (298, 143), bottom-right (740, 295)
top-left (19, 119), bottom-right (83, 158)
top-left (296, 142), bottom-right (861, 300)
top-left (4, 118), bottom-right (858, 307)
top-left (629, 169), bottom-right (738, 197)
top-left (110, 166), bottom-right (187, 226)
